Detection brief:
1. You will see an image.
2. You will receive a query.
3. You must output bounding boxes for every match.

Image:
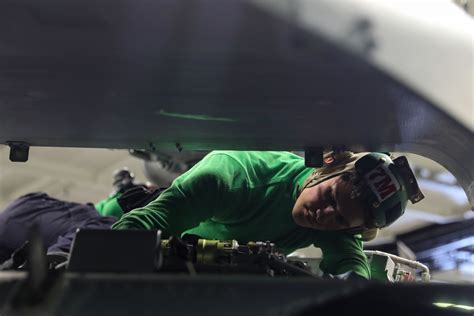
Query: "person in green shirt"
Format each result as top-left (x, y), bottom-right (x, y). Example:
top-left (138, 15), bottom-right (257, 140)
top-left (112, 150), bottom-right (424, 279)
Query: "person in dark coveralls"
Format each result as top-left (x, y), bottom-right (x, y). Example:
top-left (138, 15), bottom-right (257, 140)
top-left (0, 169), bottom-right (161, 265)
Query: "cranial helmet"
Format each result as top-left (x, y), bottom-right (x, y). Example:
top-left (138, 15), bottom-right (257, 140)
top-left (299, 151), bottom-right (424, 229)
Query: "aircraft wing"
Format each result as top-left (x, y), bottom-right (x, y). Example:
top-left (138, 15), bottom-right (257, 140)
top-left (1, 0), bottom-right (472, 207)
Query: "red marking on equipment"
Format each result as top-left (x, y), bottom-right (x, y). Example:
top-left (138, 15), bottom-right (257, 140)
top-left (366, 165), bottom-right (399, 202)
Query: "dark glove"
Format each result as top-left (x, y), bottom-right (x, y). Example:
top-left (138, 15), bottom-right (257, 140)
top-left (112, 168), bottom-right (136, 194)
top-left (167, 235), bottom-right (196, 261)
top-left (0, 241), bottom-right (29, 271)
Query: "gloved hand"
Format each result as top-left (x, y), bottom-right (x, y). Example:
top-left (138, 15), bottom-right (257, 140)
top-left (0, 241), bottom-right (29, 271)
top-left (112, 168), bottom-right (137, 194)
top-left (168, 235), bottom-right (196, 262)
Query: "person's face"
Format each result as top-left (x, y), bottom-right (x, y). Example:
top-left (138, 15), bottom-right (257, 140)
top-left (292, 175), bottom-right (367, 231)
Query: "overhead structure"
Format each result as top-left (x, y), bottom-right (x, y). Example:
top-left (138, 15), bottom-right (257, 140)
top-left (0, 0), bottom-right (472, 206)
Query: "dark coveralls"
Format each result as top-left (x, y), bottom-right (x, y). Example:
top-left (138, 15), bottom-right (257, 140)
top-left (0, 192), bottom-right (116, 263)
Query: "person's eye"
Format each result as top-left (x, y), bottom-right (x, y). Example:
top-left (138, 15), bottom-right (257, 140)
top-left (325, 190), bottom-right (337, 208)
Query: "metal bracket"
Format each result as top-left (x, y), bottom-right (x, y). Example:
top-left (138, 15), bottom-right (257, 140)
top-left (6, 141), bottom-right (30, 162)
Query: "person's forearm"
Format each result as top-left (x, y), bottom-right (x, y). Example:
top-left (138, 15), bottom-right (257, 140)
top-left (112, 206), bottom-right (169, 231)
top-left (111, 186), bottom-right (214, 239)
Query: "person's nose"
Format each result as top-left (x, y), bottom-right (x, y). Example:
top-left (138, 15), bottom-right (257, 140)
top-left (317, 206), bottom-right (336, 222)
top-left (321, 205), bottom-right (336, 215)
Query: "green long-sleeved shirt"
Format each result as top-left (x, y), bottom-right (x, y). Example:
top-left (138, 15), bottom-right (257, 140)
top-left (112, 151), bottom-right (371, 278)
